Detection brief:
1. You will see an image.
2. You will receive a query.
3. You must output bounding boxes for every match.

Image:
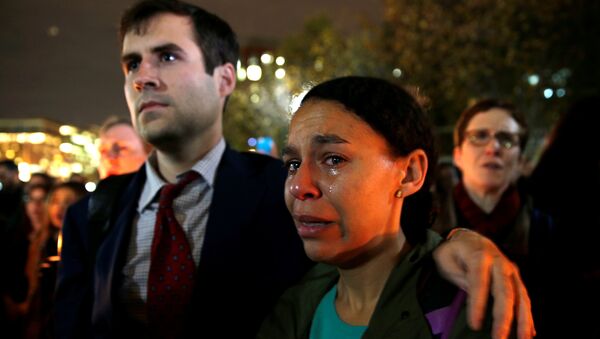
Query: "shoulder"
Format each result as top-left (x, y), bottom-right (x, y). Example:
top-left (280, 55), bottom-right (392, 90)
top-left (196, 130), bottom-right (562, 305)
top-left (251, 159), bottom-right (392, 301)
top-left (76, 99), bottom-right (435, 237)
top-left (93, 172), bottom-right (137, 195)
top-left (258, 264), bottom-right (337, 339)
top-left (221, 146), bottom-right (282, 172)
top-left (272, 263), bottom-right (337, 307)
top-left (65, 195), bottom-right (91, 223)
top-left (88, 172), bottom-right (137, 214)
top-left (219, 147), bottom-right (286, 192)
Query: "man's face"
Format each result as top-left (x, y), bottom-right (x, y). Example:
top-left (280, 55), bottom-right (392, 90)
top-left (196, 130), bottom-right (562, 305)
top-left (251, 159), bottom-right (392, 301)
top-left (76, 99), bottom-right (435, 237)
top-left (98, 124), bottom-right (148, 178)
top-left (121, 13), bottom-right (226, 150)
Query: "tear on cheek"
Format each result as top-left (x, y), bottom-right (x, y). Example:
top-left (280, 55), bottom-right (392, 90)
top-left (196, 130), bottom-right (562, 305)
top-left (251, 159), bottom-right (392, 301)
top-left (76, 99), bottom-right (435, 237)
top-left (328, 168), bottom-right (340, 176)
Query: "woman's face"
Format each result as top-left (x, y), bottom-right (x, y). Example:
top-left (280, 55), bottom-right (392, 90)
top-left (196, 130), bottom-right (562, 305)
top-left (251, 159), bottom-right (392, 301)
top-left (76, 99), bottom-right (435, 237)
top-left (48, 187), bottom-right (79, 229)
top-left (25, 187), bottom-right (48, 230)
top-left (283, 100), bottom-right (407, 265)
top-left (454, 108), bottom-right (523, 196)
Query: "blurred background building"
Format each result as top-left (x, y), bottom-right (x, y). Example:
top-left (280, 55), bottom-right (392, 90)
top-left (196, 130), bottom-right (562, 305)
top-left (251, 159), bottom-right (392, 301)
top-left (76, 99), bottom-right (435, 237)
top-left (0, 119), bottom-right (98, 185)
top-left (1, 0), bottom-right (598, 186)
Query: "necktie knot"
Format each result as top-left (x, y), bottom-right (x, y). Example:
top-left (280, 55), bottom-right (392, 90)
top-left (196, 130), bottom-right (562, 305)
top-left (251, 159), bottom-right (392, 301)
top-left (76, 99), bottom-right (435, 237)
top-left (159, 171), bottom-right (201, 208)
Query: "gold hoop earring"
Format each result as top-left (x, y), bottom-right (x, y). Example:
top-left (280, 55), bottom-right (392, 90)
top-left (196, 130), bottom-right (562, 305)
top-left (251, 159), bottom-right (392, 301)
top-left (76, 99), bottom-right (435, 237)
top-left (395, 189), bottom-right (403, 198)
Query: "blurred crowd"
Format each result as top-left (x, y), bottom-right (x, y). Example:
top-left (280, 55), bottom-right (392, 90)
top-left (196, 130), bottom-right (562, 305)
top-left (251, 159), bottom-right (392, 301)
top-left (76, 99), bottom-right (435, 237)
top-left (0, 115), bottom-right (151, 338)
top-left (1, 161), bottom-right (88, 338)
top-left (1, 93), bottom-right (598, 338)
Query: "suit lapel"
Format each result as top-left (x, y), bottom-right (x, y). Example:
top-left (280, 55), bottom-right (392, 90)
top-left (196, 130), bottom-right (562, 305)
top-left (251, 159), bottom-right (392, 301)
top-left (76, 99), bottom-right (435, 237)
top-left (93, 168), bottom-right (145, 327)
top-left (197, 147), bottom-right (265, 274)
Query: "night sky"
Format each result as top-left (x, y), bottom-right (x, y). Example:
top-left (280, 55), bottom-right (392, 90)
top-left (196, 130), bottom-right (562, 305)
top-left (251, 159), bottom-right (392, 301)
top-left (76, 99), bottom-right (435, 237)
top-left (0, 0), bottom-right (382, 129)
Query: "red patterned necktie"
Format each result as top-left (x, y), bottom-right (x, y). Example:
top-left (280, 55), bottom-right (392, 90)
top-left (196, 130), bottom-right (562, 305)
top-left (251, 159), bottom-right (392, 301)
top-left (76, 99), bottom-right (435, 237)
top-left (147, 171), bottom-right (200, 338)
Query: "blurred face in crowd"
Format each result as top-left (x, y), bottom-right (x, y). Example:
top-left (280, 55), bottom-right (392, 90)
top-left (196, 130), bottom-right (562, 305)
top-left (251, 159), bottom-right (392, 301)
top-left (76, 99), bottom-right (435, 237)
top-left (98, 123), bottom-right (148, 179)
top-left (0, 165), bottom-right (19, 192)
top-left (25, 186), bottom-right (49, 231)
top-left (121, 13), bottom-right (233, 150)
top-left (48, 187), bottom-right (80, 229)
top-left (29, 174), bottom-right (53, 187)
top-left (283, 99), bottom-right (425, 266)
top-left (453, 108), bottom-right (523, 197)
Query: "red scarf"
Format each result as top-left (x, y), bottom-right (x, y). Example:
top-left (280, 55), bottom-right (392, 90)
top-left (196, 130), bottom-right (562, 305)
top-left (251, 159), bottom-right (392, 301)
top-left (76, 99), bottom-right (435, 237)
top-left (453, 181), bottom-right (521, 241)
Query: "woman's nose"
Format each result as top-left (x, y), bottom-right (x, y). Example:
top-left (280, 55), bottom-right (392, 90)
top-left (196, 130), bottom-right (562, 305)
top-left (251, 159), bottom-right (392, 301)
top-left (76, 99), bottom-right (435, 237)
top-left (287, 165), bottom-right (322, 201)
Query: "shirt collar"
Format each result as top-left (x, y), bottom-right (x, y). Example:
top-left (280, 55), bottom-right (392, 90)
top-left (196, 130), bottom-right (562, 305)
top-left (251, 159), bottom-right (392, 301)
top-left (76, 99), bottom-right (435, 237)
top-left (138, 138), bottom-right (226, 212)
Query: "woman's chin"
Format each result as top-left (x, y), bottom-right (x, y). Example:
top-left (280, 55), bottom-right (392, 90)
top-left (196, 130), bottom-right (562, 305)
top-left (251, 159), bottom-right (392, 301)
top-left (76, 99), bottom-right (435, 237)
top-left (303, 242), bottom-right (334, 263)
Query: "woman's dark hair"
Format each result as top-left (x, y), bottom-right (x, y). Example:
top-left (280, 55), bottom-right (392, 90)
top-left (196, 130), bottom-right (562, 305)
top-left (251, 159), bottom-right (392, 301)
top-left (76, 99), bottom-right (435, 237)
top-left (119, 0), bottom-right (239, 75)
top-left (301, 76), bottom-right (438, 244)
top-left (49, 182), bottom-right (89, 201)
top-left (454, 98), bottom-right (529, 150)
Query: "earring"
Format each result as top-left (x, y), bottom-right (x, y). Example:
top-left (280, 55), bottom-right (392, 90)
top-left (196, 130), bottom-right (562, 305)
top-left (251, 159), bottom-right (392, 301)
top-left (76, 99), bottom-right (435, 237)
top-left (395, 189), bottom-right (403, 198)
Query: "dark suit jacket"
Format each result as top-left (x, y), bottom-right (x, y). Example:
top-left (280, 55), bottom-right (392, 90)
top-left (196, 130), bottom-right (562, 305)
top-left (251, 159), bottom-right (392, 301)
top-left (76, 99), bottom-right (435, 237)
top-left (55, 146), bottom-right (313, 338)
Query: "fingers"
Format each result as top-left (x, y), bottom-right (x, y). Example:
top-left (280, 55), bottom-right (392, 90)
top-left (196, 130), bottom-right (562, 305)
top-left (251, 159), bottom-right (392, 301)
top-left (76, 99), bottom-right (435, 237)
top-left (514, 269), bottom-right (536, 339)
top-left (432, 240), bottom-right (469, 291)
top-left (433, 228), bottom-right (535, 337)
top-left (466, 248), bottom-right (492, 331)
top-left (490, 257), bottom-right (514, 339)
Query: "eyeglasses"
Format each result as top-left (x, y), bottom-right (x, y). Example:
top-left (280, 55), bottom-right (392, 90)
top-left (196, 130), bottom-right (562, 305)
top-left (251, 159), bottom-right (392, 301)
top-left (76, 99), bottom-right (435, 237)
top-left (464, 129), bottom-right (521, 150)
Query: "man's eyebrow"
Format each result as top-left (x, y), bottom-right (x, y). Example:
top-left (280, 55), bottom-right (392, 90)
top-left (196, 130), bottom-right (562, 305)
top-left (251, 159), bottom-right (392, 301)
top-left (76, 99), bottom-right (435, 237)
top-left (151, 43), bottom-right (185, 55)
top-left (121, 43), bottom-right (185, 64)
top-left (120, 51), bottom-right (139, 65)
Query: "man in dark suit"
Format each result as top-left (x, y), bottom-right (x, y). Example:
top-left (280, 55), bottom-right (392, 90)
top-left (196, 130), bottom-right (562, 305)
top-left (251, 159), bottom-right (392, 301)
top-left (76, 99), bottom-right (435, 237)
top-left (55, 1), bottom-right (535, 338)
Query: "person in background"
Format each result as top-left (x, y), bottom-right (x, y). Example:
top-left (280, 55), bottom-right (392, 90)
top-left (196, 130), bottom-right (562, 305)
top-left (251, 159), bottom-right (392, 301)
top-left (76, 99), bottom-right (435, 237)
top-left (55, 1), bottom-right (534, 338)
top-left (0, 160), bottom-right (30, 338)
top-left (0, 159), bottom-right (25, 225)
top-left (46, 182), bottom-right (89, 253)
top-left (28, 172), bottom-right (55, 189)
top-left (19, 183), bottom-right (53, 339)
top-left (259, 76), bottom-right (516, 339)
top-left (434, 99), bottom-right (554, 337)
top-left (6, 175), bottom-right (58, 339)
top-left (31, 181), bottom-right (88, 338)
top-left (24, 184), bottom-right (51, 236)
top-left (431, 156), bottom-right (460, 232)
top-left (67, 173), bottom-right (87, 184)
top-left (97, 115), bottom-right (150, 179)
top-left (527, 96), bottom-right (600, 338)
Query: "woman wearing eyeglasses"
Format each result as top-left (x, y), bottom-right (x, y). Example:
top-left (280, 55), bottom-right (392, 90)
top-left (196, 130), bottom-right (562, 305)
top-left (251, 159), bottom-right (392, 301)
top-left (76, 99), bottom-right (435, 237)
top-left (432, 99), bottom-right (554, 337)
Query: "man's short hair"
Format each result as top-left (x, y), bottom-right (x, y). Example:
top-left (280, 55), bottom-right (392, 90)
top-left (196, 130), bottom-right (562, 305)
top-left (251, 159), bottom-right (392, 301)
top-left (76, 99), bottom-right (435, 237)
top-left (119, 0), bottom-right (239, 75)
top-left (99, 116), bottom-right (133, 135)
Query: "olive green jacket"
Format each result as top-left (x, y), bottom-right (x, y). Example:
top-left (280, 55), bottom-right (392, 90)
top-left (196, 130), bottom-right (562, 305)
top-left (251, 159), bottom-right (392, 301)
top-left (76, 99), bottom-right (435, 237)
top-left (258, 231), bottom-right (496, 339)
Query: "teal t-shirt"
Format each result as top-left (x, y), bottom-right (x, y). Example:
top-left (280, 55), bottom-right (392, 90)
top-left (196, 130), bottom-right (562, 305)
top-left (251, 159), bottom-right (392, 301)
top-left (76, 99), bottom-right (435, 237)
top-left (309, 285), bottom-right (368, 339)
